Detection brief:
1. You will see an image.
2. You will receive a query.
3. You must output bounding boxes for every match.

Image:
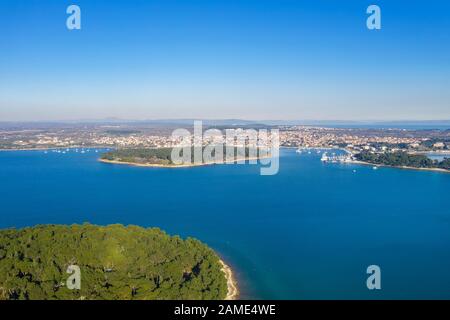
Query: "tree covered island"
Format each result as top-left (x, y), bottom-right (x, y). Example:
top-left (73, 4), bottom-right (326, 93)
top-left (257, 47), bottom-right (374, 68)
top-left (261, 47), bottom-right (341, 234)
top-left (354, 151), bottom-right (450, 171)
top-left (100, 147), bottom-right (269, 167)
top-left (0, 224), bottom-right (230, 300)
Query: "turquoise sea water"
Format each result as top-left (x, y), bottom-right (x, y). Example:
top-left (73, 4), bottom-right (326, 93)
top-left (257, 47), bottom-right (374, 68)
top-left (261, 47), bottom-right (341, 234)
top-left (1, 148), bottom-right (450, 299)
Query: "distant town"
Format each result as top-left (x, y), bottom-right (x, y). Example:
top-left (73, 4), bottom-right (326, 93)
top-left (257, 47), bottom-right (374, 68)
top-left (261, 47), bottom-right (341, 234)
top-left (1, 121), bottom-right (449, 155)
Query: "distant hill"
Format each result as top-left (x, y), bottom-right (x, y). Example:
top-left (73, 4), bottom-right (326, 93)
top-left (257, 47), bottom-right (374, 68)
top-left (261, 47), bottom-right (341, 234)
top-left (1, 119), bottom-right (449, 130)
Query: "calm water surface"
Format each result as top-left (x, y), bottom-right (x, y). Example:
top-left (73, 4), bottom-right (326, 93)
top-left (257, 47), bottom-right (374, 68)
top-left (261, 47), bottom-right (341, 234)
top-left (1, 148), bottom-right (450, 299)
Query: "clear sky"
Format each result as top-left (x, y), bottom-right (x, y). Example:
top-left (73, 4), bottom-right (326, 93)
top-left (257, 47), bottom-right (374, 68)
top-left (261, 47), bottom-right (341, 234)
top-left (0, 0), bottom-right (449, 121)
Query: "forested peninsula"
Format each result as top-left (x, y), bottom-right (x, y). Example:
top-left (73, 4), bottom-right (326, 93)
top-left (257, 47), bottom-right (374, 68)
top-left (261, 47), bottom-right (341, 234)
top-left (100, 147), bottom-right (268, 167)
top-left (0, 224), bottom-right (229, 300)
top-left (354, 151), bottom-right (450, 171)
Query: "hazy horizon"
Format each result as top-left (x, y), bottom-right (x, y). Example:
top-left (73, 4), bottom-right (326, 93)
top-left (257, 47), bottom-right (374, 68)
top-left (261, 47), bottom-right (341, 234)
top-left (1, 118), bottom-right (450, 125)
top-left (1, 0), bottom-right (449, 121)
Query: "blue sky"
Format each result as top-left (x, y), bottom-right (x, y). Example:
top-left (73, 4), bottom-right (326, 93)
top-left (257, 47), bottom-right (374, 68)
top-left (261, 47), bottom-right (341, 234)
top-left (0, 0), bottom-right (449, 121)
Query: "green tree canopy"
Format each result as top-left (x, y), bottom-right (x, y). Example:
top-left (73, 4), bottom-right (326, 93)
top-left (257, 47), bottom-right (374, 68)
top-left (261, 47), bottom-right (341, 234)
top-left (0, 224), bottom-right (227, 300)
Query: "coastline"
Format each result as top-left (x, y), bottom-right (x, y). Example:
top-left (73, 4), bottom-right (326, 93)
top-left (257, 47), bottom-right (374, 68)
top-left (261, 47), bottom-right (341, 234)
top-left (349, 159), bottom-right (450, 174)
top-left (290, 146), bottom-right (450, 174)
top-left (99, 155), bottom-right (271, 168)
top-left (219, 259), bottom-right (239, 300)
top-left (305, 146), bottom-right (450, 174)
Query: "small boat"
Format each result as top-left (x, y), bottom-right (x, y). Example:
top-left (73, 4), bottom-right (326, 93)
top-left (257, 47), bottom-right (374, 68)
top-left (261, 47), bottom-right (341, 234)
top-left (373, 166), bottom-right (378, 170)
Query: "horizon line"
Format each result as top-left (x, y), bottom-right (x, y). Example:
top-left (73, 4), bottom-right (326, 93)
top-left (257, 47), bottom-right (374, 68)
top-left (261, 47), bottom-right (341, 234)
top-left (1, 118), bottom-right (450, 123)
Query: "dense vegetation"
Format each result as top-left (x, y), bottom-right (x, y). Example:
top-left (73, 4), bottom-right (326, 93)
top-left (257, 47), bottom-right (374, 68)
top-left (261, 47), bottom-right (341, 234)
top-left (355, 151), bottom-right (450, 170)
top-left (0, 224), bottom-right (227, 300)
top-left (102, 148), bottom-right (174, 165)
top-left (101, 147), bottom-right (265, 165)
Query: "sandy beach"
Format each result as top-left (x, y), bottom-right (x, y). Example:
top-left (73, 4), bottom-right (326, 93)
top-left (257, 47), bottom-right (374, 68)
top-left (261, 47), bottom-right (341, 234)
top-left (219, 259), bottom-right (239, 300)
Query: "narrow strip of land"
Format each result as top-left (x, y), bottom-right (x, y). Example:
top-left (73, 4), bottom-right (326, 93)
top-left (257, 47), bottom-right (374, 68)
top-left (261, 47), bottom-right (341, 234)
top-left (350, 159), bottom-right (450, 173)
top-left (99, 155), bottom-right (270, 168)
top-left (219, 260), bottom-right (239, 300)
